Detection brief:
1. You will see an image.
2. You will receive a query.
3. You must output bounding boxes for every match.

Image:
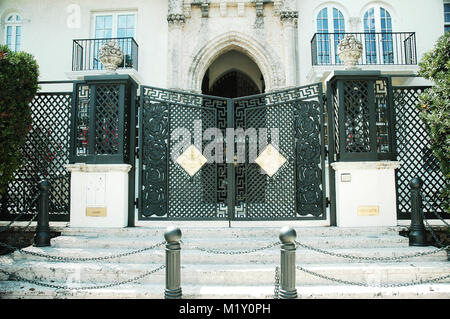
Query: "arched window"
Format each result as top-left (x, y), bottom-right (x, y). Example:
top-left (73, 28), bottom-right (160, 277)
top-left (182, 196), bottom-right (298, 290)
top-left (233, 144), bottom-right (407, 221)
top-left (5, 13), bottom-right (22, 52)
top-left (316, 7), bottom-right (346, 64)
top-left (363, 6), bottom-right (393, 64)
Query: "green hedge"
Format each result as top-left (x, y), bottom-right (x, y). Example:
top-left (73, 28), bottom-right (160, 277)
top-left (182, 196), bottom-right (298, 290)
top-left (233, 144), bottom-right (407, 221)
top-left (0, 45), bottom-right (40, 196)
top-left (418, 32), bottom-right (450, 213)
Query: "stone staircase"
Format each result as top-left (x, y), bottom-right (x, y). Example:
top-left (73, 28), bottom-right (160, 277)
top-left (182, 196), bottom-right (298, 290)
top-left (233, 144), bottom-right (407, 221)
top-left (0, 225), bottom-right (449, 299)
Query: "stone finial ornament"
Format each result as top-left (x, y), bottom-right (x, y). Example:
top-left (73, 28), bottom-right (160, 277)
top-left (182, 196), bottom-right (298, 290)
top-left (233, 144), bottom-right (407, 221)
top-left (337, 34), bottom-right (363, 69)
top-left (98, 40), bottom-right (124, 74)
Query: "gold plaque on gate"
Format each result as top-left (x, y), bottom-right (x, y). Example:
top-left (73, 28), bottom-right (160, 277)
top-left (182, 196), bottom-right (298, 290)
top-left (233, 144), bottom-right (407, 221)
top-left (86, 207), bottom-right (107, 217)
top-left (357, 206), bottom-right (379, 216)
top-left (254, 144), bottom-right (287, 177)
top-left (176, 145), bottom-right (208, 177)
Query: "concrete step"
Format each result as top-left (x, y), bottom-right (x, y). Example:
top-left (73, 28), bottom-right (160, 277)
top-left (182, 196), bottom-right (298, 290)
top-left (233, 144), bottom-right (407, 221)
top-left (59, 226), bottom-right (407, 239)
top-left (1, 259), bottom-right (449, 286)
top-left (50, 234), bottom-right (409, 250)
top-left (1, 281), bottom-right (450, 299)
top-left (10, 245), bottom-right (447, 264)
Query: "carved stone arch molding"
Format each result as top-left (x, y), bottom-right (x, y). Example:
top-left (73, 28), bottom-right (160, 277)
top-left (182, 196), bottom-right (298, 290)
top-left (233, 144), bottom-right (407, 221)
top-left (186, 31), bottom-right (286, 93)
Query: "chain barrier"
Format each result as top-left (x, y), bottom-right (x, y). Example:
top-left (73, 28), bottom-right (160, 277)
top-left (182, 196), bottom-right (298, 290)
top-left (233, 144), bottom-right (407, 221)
top-left (420, 202), bottom-right (449, 248)
top-left (0, 265), bottom-right (165, 291)
top-left (294, 240), bottom-right (449, 262)
top-left (422, 197), bottom-right (449, 227)
top-left (0, 192), bottom-right (40, 234)
top-left (0, 240), bottom-right (166, 262)
top-left (181, 240), bottom-right (281, 255)
top-left (273, 266), bottom-right (280, 299)
top-left (296, 265), bottom-right (450, 288)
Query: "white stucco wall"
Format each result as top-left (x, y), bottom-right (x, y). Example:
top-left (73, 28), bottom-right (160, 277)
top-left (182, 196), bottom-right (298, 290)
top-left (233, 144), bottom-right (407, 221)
top-left (0, 0), bottom-right (446, 88)
top-left (0, 0), bottom-right (168, 87)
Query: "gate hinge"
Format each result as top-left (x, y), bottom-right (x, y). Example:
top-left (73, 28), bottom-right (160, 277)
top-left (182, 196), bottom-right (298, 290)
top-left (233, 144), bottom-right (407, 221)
top-left (135, 147), bottom-right (139, 159)
top-left (326, 197), bottom-right (331, 208)
top-left (134, 199), bottom-right (138, 208)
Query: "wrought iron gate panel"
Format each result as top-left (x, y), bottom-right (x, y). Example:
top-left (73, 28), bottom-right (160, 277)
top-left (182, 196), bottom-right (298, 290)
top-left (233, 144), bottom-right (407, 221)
top-left (138, 84), bottom-right (327, 221)
top-left (139, 86), bottom-right (228, 220)
top-left (232, 84), bottom-right (327, 220)
top-left (393, 86), bottom-right (446, 219)
top-left (0, 92), bottom-right (72, 221)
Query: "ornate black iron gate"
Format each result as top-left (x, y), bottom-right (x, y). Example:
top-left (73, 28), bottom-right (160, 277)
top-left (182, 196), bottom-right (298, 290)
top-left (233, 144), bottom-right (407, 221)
top-left (138, 84), bottom-right (327, 221)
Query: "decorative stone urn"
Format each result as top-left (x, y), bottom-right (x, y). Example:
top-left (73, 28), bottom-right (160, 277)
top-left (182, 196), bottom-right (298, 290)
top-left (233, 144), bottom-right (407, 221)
top-left (337, 34), bottom-right (363, 69)
top-left (98, 41), bottom-right (124, 74)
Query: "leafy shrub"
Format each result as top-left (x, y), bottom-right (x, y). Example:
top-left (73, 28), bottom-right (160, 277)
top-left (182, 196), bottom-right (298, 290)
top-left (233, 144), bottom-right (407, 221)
top-left (0, 45), bottom-right (39, 196)
top-left (417, 32), bottom-right (450, 213)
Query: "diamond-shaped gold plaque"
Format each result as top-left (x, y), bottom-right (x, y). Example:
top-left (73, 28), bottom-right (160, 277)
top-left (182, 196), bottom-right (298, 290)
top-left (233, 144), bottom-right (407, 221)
top-left (254, 144), bottom-right (287, 177)
top-left (176, 145), bottom-right (207, 177)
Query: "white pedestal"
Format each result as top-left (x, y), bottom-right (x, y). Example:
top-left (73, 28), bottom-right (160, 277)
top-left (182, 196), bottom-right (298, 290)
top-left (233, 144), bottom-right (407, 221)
top-left (66, 164), bottom-right (132, 228)
top-left (331, 161), bottom-right (400, 227)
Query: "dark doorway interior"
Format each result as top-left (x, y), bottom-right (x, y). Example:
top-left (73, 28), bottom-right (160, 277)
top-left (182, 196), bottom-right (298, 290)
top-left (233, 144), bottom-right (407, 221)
top-left (202, 70), bottom-right (263, 98)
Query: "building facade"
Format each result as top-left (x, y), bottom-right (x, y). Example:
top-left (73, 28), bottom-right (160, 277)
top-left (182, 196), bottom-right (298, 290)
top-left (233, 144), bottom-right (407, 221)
top-left (0, 0), bottom-right (448, 227)
top-left (1, 0), bottom-right (447, 89)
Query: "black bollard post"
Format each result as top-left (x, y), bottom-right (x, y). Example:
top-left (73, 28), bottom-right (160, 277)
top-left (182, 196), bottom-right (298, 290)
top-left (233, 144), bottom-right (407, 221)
top-left (279, 226), bottom-right (298, 299)
top-left (409, 177), bottom-right (427, 246)
top-left (164, 226), bottom-right (182, 299)
top-left (34, 180), bottom-right (51, 247)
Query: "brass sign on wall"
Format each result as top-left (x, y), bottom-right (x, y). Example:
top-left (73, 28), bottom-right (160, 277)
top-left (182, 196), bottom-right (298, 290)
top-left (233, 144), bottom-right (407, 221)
top-left (357, 206), bottom-right (379, 216)
top-left (86, 207), bottom-right (107, 217)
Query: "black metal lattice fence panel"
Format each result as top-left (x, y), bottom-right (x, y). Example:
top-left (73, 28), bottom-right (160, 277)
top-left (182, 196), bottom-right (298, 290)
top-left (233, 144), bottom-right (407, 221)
top-left (393, 86), bottom-right (446, 219)
top-left (0, 92), bottom-right (72, 221)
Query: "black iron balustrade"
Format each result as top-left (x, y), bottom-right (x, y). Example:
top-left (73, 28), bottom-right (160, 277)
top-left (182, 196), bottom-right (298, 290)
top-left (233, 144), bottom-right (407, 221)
top-left (72, 37), bottom-right (139, 72)
top-left (311, 32), bottom-right (417, 66)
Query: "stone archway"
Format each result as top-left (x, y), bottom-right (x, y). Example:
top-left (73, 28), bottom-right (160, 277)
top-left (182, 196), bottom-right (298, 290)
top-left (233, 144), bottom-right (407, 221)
top-left (186, 31), bottom-right (286, 93)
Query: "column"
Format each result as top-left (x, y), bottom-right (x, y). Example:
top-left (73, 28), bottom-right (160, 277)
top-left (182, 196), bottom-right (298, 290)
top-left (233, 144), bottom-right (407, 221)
top-left (280, 11), bottom-right (299, 87)
top-left (167, 0), bottom-right (185, 90)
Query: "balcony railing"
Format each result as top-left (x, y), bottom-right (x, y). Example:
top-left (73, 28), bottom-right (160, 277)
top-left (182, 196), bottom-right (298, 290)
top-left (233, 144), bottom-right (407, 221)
top-left (72, 37), bottom-right (139, 72)
top-left (311, 32), bottom-right (417, 66)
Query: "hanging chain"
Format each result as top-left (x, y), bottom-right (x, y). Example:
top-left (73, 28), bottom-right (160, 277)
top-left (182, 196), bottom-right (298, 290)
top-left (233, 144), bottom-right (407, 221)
top-left (422, 197), bottom-right (449, 227)
top-left (0, 241), bottom-right (166, 262)
top-left (0, 193), bottom-right (40, 234)
top-left (0, 265), bottom-right (165, 291)
top-left (181, 240), bottom-right (281, 255)
top-left (295, 240), bottom-right (448, 262)
top-left (296, 265), bottom-right (450, 288)
top-left (273, 266), bottom-right (280, 299)
top-left (420, 203), bottom-right (448, 248)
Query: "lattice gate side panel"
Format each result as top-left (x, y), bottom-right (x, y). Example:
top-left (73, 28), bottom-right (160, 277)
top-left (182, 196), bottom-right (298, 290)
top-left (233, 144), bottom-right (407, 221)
top-left (393, 87), bottom-right (446, 219)
top-left (139, 87), bottom-right (228, 220)
top-left (235, 83), bottom-right (326, 220)
top-left (0, 93), bottom-right (72, 221)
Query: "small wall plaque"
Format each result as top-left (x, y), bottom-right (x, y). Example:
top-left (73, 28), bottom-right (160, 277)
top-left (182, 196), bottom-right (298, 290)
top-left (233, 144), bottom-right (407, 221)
top-left (357, 206), bottom-right (379, 216)
top-left (86, 207), bottom-right (107, 217)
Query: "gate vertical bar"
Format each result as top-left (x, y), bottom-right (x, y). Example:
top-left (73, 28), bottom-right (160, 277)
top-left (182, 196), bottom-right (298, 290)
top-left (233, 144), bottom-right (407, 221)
top-left (226, 98), bottom-right (235, 222)
top-left (326, 81), bottom-right (337, 226)
top-left (127, 82), bottom-right (138, 227)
